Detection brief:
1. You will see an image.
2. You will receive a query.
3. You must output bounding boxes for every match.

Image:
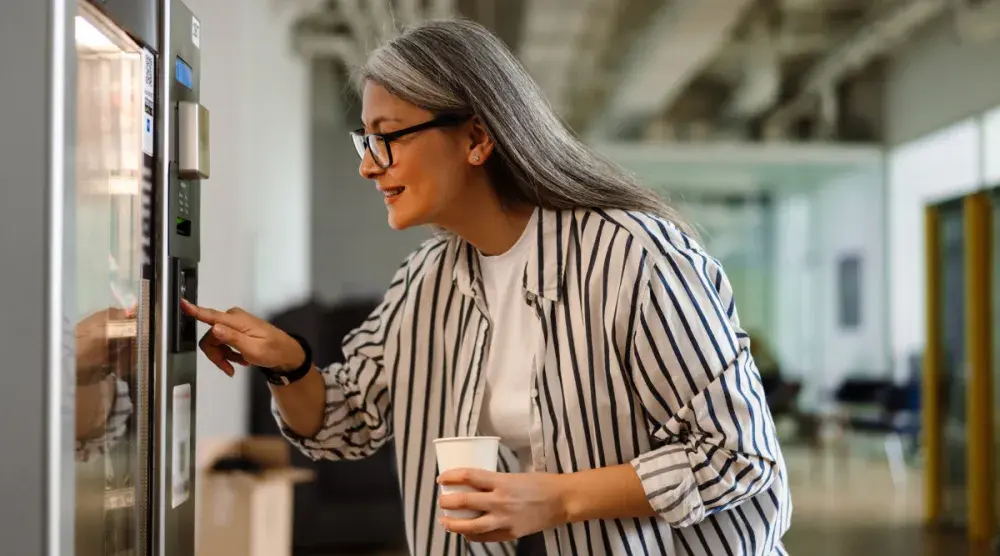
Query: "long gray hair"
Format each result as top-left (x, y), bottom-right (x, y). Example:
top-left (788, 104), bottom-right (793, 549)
top-left (358, 18), bottom-right (690, 233)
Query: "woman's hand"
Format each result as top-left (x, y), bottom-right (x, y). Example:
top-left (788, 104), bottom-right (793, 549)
top-left (180, 299), bottom-right (304, 376)
top-left (76, 306), bottom-right (135, 371)
top-left (437, 469), bottom-right (569, 543)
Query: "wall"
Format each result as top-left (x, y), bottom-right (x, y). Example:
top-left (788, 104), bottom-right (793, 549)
top-left (887, 120), bottom-right (982, 378)
top-left (883, 14), bottom-right (1000, 378)
top-left (185, 0), bottom-right (311, 443)
top-left (310, 67), bottom-right (428, 303)
top-left (885, 16), bottom-right (1000, 146)
top-left (986, 105), bottom-right (1000, 185)
top-left (773, 168), bottom-right (888, 407)
top-left (814, 169), bottom-right (889, 389)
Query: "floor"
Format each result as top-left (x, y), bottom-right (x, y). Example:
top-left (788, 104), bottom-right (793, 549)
top-left (779, 445), bottom-right (973, 555)
top-left (314, 445), bottom-right (990, 556)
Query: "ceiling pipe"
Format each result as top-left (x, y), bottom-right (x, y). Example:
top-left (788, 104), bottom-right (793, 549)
top-left (766, 0), bottom-right (949, 130)
top-left (721, 14), bottom-right (782, 122)
top-left (587, 0), bottom-right (755, 140)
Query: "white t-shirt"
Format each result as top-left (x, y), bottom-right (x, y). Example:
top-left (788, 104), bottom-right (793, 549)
top-left (476, 209), bottom-right (540, 472)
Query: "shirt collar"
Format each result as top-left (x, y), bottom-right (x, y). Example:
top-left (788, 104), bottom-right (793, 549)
top-left (452, 207), bottom-right (570, 302)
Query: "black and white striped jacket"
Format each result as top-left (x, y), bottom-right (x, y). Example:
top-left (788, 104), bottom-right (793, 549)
top-left (274, 207), bottom-right (791, 555)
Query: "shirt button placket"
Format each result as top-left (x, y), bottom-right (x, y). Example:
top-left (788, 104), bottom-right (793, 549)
top-left (525, 291), bottom-right (546, 472)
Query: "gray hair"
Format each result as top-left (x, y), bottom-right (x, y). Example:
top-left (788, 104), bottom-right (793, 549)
top-left (357, 19), bottom-right (691, 234)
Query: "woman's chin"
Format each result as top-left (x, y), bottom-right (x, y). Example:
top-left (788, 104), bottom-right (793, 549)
top-left (386, 206), bottom-right (420, 231)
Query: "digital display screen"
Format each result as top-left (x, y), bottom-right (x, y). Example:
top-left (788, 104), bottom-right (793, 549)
top-left (176, 217), bottom-right (191, 237)
top-left (175, 57), bottom-right (193, 89)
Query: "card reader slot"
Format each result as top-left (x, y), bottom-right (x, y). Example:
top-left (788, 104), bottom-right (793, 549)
top-left (171, 259), bottom-right (198, 353)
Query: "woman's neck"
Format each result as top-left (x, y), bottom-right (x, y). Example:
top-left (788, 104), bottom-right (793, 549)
top-left (439, 179), bottom-right (535, 256)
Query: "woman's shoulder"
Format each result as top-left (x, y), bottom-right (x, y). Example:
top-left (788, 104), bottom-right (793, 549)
top-left (576, 207), bottom-right (730, 302)
top-left (573, 207), bottom-right (710, 264)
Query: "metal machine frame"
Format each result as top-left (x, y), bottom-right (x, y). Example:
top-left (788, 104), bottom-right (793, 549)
top-left (0, 0), bottom-right (207, 553)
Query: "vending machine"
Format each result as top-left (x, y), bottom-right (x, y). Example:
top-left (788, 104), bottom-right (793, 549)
top-left (0, 0), bottom-right (208, 554)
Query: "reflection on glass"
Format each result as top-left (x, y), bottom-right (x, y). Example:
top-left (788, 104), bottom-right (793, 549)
top-left (937, 200), bottom-right (966, 527)
top-left (74, 4), bottom-right (146, 555)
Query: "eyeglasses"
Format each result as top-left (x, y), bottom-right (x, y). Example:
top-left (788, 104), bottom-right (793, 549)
top-left (351, 113), bottom-right (470, 169)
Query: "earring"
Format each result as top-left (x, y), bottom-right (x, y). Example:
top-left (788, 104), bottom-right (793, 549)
top-left (472, 154), bottom-right (481, 164)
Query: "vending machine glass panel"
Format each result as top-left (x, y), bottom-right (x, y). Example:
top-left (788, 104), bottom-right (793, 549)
top-left (74, 3), bottom-right (152, 554)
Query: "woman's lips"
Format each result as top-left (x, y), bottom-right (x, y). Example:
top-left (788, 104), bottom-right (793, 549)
top-left (383, 186), bottom-right (404, 204)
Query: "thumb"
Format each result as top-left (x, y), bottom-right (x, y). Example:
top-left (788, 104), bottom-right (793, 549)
top-left (212, 323), bottom-right (237, 343)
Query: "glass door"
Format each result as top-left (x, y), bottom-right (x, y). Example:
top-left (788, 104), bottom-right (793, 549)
top-left (937, 199), bottom-right (967, 528)
top-left (74, 4), bottom-right (151, 555)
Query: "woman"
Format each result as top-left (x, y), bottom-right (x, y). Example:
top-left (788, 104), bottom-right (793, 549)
top-left (183, 18), bottom-right (790, 556)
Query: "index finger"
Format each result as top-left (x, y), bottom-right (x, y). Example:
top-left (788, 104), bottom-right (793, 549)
top-left (180, 299), bottom-right (240, 328)
top-left (437, 468), bottom-right (498, 491)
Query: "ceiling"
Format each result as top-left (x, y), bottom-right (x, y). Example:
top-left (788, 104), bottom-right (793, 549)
top-left (293, 0), bottom-right (958, 145)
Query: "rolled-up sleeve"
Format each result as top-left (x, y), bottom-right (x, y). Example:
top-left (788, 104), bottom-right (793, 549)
top-left (76, 377), bottom-right (133, 462)
top-left (272, 257), bottom-right (410, 461)
top-left (628, 242), bottom-right (780, 528)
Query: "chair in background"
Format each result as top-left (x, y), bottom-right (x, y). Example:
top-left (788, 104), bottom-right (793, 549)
top-left (830, 373), bottom-right (921, 486)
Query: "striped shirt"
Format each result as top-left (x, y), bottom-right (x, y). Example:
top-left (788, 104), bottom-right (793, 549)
top-left (274, 207), bottom-right (792, 556)
top-left (76, 377), bottom-right (133, 462)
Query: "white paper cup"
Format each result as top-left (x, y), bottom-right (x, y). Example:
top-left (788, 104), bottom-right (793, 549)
top-left (434, 436), bottom-right (500, 519)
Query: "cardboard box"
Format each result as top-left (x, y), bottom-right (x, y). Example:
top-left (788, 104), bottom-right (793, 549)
top-left (197, 437), bottom-right (314, 556)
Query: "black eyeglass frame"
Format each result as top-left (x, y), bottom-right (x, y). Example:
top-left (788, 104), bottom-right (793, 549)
top-left (351, 113), bottom-right (471, 169)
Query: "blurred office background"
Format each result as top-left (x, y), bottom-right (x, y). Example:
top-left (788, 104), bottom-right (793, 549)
top-left (182, 0), bottom-right (1000, 554)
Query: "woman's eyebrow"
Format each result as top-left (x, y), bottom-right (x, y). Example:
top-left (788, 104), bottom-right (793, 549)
top-left (363, 116), bottom-right (401, 131)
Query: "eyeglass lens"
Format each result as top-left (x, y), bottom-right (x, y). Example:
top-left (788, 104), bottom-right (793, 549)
top-left (353, 134), bottom-right (390, 167)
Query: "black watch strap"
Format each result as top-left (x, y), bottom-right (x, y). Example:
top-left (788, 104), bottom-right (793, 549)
top-left (259, 333), bottom-right (313, 386)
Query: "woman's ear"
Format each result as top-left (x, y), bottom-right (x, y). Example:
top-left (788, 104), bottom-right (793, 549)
top-left (467, 116), bottom-right (494, 166)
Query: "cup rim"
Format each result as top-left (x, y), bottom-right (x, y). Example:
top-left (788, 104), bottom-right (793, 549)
top-left (433, 436), bottom-right (501, 444)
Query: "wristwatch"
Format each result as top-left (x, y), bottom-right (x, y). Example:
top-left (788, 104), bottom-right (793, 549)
top-left (258, 333), bottom-right (313, 386)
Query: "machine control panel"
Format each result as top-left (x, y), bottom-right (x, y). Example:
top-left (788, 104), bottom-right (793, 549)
top-left (160, 3), bottom-right (205, 555)
top-left (176, 181), bottom-right (193, 236)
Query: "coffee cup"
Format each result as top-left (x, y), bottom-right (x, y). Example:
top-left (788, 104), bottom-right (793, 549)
top-left (433, 436), bottom-right (501, 519)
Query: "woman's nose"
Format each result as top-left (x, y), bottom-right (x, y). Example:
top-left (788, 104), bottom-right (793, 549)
top-left (359, 149), bottom-right (383, 180)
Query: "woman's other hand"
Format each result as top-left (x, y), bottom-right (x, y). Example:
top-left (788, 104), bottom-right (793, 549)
top-left (437, 469), bottom-right (570, 543)
top-left (75, 306), bottom-right (136, 371)
top-left (180, 299), bottom-right (305, 376)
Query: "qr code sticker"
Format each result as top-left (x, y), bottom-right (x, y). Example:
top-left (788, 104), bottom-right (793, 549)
top-left (144, 54), bottom-right (154, 88)
top-left (142, 49), bottom-right (155, 102)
